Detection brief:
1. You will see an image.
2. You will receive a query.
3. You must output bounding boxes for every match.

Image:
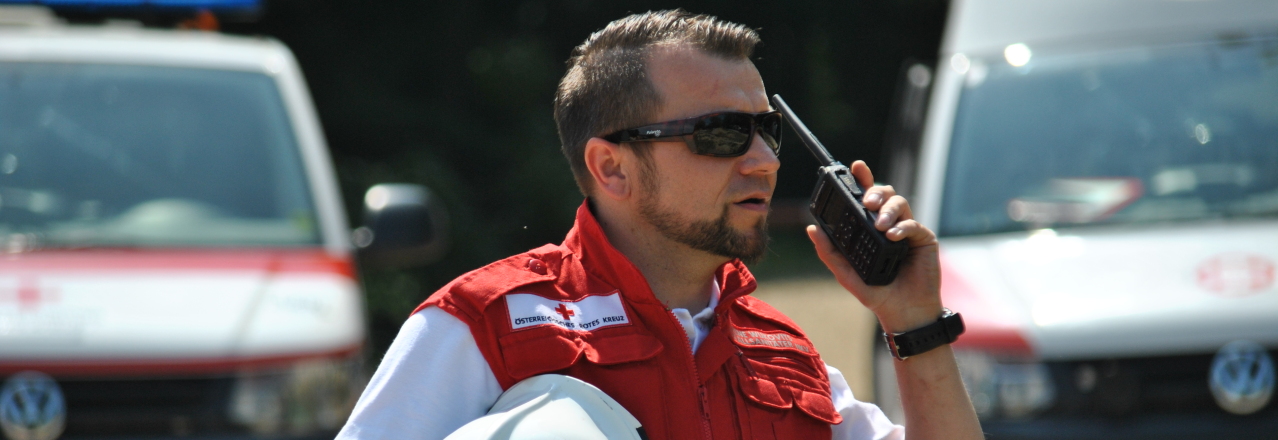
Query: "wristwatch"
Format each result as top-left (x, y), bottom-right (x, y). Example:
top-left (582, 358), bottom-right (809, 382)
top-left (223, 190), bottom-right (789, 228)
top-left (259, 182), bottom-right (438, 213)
top-left (883, 308), bottom-right (964, 360)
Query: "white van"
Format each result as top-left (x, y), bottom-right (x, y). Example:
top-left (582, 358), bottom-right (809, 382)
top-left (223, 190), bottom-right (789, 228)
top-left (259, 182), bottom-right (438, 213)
top-left (0, 6), bottom-right (442, 439)
top-left (877, 0), bottom-right (1278, 437)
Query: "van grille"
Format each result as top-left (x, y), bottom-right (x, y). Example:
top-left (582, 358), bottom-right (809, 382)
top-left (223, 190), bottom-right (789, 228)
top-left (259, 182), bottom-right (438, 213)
top-left (982, 352), bottom-right (1278, 439)
top-left (1045, 352), bottom-right (1277, 417)
top-left (56, 376), bottom-right (242, 438)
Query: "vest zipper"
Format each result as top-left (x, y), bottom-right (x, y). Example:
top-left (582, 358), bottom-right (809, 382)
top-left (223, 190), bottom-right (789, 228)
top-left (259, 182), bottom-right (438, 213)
top-left (698, 387), bottom-right (712, 433)
top-left (666, 309), bottom-right (713, 440)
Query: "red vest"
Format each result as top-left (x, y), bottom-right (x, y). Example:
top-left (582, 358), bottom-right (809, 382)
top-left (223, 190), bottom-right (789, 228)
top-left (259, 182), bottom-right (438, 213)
top-left (417, 201), bottom-right (841, 439)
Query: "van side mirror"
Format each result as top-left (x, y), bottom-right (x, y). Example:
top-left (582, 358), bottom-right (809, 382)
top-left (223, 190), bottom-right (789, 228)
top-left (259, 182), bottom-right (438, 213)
top-left (353, 184), bottom-right (448, 269)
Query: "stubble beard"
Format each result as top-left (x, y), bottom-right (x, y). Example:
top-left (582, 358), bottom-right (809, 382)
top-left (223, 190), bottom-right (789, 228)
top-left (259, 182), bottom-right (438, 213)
top-left (636, 166), bottom-right (770, 264)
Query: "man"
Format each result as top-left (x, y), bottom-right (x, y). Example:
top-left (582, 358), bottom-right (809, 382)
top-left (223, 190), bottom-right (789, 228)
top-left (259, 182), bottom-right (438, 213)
top-left (337, 10), bottom-right (982, 440)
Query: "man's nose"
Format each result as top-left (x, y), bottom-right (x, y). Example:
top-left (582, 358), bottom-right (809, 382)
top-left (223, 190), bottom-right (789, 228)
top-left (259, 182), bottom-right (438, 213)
top-left (738, 129), bottom-right (781, 175)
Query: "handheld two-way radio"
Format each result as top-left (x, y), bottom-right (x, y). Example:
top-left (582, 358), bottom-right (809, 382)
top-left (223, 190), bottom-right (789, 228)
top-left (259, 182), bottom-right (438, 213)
top-left (771, 94), bottom-right (908, 285)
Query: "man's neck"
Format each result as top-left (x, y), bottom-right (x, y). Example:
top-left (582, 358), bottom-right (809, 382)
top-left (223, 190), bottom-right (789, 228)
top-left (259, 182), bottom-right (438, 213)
top-left (591, 201), bottom-right (726, 314)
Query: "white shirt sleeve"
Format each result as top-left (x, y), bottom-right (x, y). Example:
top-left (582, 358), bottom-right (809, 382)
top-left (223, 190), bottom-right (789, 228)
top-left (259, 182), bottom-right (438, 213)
top-left (827, 363), bottom-right (905, 440)
top-left (336, 307), bottom-right (503, 440)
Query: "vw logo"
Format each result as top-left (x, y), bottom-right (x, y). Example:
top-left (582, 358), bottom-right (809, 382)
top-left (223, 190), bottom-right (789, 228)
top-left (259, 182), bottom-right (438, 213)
top-left (1209, 340), bottom-right (1275, 415)
top-left (0, 371), bottom-right (65, 440)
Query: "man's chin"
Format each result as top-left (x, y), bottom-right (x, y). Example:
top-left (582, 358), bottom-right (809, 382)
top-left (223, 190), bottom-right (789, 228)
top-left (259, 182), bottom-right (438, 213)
top-left (729, 223), bottom-right (770, 264)
top-left (731, 226), bottom-right (767, 247)
top-left (642, 200), bottom-right (770, 263)
top-left (729, 209), bottom-right (769, 230)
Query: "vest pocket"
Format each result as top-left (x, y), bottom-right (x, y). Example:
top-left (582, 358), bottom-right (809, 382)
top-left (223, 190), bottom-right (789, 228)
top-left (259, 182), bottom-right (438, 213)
top-left (498, 327), bottom-right (663, 379)
top-left (731, 352), bottom-right (842, 439)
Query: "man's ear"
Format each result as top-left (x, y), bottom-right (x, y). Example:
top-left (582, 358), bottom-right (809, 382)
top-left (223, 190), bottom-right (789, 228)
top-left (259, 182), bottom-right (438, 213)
top-left (583, 137), bottom-right (632, 200)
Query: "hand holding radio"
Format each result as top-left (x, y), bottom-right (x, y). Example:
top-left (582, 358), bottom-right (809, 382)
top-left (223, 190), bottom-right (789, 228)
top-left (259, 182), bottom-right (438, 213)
top-left (773, 94), bottom-right (944, 331)
top-left (772, 94), bottom-right (909, 285)
top-left (804, 162), bottom-right (943, 332)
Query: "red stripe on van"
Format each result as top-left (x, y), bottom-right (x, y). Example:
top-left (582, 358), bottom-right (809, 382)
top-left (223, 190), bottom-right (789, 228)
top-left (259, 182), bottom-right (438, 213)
top-left (0, 343), bottom-right (361, 377)
top-left (0, 249), bottom-right (355, 278)
top-left (939, 253), bottom-right (1035, 357)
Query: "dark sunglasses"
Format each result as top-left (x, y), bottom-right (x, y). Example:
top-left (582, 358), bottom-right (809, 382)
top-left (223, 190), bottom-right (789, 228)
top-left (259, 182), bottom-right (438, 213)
top-left (602, 111), bottom-right (783, 157)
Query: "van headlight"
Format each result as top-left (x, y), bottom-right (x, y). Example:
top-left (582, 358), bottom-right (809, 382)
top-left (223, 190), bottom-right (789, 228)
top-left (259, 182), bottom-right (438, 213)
top-left (955, 350), bottom-right (1056, 419)
top-left (227, 357), bottom-right (364, 435)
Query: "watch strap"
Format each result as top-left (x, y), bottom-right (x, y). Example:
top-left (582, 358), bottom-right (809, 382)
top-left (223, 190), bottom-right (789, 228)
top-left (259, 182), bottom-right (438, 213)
top-left (884, 308), bottom-right (965, 360)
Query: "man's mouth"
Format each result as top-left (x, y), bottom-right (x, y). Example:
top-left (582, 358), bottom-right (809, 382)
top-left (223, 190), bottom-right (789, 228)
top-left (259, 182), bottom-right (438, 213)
top-left (733, 196), bottom-right (770, 211)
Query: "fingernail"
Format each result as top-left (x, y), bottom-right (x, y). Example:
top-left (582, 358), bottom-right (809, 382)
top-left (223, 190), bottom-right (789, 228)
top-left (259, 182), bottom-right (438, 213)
top-left (876, 213), bottom-right (891, 228)
top-left (888, 227), bottom-right (903, 236)
top-left (864, 193), bottom-right (882, 205)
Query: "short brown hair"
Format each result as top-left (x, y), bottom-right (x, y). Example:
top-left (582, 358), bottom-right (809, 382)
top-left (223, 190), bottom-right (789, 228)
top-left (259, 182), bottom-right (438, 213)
top-left (553, 9), bottom-right (760, 195)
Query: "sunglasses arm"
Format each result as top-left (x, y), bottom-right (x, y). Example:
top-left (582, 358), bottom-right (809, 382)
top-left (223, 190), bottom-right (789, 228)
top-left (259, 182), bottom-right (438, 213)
top-left (603, 120), bottom-right (698, 144)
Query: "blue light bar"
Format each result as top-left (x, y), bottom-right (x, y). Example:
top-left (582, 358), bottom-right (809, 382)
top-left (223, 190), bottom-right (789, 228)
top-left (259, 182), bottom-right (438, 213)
top-left (0, 0), bottom-right (259, 10)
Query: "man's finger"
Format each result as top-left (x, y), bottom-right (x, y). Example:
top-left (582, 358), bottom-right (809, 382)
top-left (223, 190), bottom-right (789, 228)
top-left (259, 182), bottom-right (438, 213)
top-left (874, 195), bottom-right (915, 231)
top-left (806, 225), bottom-right (847, 270)
top-left (862, 185), bottom-right (896, 211)
top-left (850, 160), bottom-right (875, 189)
top-left (885, 219), bottom-right (936, 247)
top-left (805, 225), bottom-right (868, 290)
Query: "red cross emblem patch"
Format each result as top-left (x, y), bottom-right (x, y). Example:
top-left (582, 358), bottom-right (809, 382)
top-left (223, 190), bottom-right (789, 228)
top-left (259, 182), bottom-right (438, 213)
top-left (505, 292), bottom-right (630, 332)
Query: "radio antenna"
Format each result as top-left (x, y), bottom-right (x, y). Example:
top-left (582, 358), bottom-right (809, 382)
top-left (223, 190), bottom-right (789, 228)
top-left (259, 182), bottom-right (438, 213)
top-left (771, 94), bottom-right (839, 167)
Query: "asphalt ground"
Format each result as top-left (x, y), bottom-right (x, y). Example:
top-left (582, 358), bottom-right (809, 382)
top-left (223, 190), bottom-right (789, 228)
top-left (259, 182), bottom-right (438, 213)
top-left (750, 277), bottom-right (879, 402)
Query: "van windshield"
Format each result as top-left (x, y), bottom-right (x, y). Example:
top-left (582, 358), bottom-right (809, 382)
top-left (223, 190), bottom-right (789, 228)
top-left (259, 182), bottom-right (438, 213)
top-left (940, 37), bottom-right (1278, 237)
top-left (0, 63), bottom-right (319, 248)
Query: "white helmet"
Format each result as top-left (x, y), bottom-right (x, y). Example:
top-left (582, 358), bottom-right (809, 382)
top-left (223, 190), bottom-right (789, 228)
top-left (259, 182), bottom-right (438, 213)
top-left (444, 374), bottom-right (646, 440)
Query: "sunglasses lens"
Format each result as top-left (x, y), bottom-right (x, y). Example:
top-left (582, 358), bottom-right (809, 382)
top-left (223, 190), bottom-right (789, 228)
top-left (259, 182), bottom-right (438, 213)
top-left (694, 113), bottom-right (754, 156)
top-left (760, 113), bottom-right (782, 155)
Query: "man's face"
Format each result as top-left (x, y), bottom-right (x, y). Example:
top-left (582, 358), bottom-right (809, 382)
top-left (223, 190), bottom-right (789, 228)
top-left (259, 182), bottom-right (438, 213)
top-left (632, 45), bottom-right (780, 263)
